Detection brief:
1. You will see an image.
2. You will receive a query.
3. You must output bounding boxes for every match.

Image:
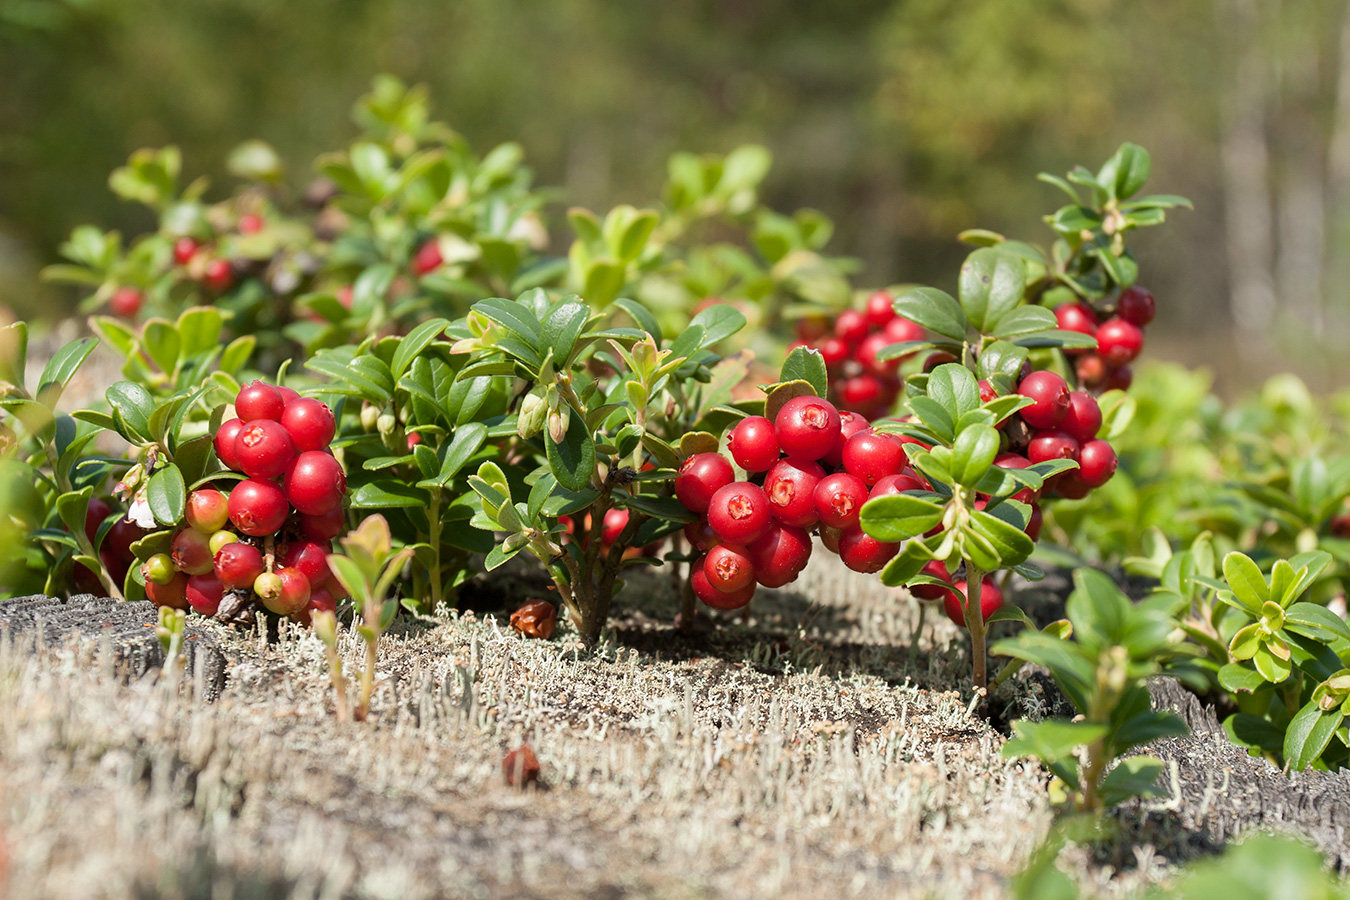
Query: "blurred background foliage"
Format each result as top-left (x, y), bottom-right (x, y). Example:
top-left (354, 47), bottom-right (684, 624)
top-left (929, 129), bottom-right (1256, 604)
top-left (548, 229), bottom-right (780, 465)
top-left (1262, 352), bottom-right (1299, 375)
top-left (1, 0), bottom-right (1348, 390)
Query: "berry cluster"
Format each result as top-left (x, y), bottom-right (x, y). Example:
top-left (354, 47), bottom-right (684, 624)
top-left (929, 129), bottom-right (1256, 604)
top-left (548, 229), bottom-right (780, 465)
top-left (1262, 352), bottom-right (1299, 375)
top-left (1055, 285), bottom-right (1155, 393)
top-left (76, 497), bottom-right (148, 593)
top-left (791, 291), bottom-right (924, 420)
top-left (140, 381), bottom-right (347, 624)
top-left (998, 366), bottom-right (1119, 502)
top-left (676, 394), bottom-right (918, 610)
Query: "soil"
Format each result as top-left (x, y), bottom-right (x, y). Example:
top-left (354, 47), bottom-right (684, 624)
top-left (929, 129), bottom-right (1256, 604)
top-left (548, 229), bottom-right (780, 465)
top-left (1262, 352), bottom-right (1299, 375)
top-left (2, 555), bottom-right (1349, 900)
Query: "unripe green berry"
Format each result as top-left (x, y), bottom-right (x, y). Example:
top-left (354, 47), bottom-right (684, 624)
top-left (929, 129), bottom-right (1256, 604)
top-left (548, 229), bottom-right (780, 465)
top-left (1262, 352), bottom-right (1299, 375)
top-left (209, 530), bottom-right (238, 554)
top-left (254, 571), bottom-right (283, 602)
top-left (140, 553), bottom-right (176, 585)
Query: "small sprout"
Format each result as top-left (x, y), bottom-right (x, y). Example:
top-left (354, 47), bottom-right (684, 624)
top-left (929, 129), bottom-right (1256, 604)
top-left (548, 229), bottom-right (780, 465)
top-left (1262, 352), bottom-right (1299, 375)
top-left (312, 610), bottom-right (349, 722)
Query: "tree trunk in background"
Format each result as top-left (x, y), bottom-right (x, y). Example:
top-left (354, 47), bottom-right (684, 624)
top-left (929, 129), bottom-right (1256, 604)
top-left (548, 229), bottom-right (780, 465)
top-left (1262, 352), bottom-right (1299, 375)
top-left (1218, 0), bottom-right (1276, 336)
top-left (1325, 0), bottom-right (1350, 338)
top-left (1276, 34), bottom-right (1326, 334)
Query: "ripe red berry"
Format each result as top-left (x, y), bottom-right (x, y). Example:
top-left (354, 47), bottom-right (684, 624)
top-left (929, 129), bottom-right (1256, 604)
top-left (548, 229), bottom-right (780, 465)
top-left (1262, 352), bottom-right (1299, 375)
top-left (235, 420), bottom-right (297, 479)
top-left (764, 457), bottom-right (825, 528)
top-left (277, 385), bottom-right (300, 406)
top-left (818, 337), bottom-right (851, 368)
top-left (835, 309), bottom-right (869, 345)
top-left (172, 237), bottom-right (200, 265)
top-left (1075, 353), bottom-right (1107, 389)
top-left (823, 410), bottom-right (870, 469)
top-left (299, 507), bottom-right (345, 542)
top-left (238, 213), bottom-right (264, 234)
top-left (600, 508), bottom-right (628, 545)
top-left (818, 525), bottom-right (843, 554)
top-left (282, 539), bottom-right (333, 587)
top-left (870, 471), bottom-right (927, 499)
top-left (1028, 430), bottom-right (1080, 465)
top-left (284, 450), bottom-right (347, 516)
top-left (110, 287), bottom-right (143, 318)
top-left (728, 416), bottom-right (780, 472)
top-left (978, 379), bottom-right (998, 404)
top-left (171, 528), bottom-right (214, 575)
top-left (214, 541), bottom-right (265, 589)
top-left (413, 239), bottom-right (443, 275)
top-left (1061, 391), bottom-right (1102, 443)
top-left (943, 579), bottom-right (1005, 627)
top-left (1117, 286), bottom-right (1156, 326)
top-left (83, 496), bottom-right (113, 547)
top-left (1095, 318), bottom-right (1143, 367)
top-left (707, 482), bottom-right (773, 545)
top-left (210, 418), bottom-right (245, 471)
top-left (864, 290), bottom-right (897, 327)
top-left (1056, 473), bottom-right (1094, 500)
top-left (235, 381), bottom-right (286, 423)
top-left (842, 431), bottom-right (907, 487)
top-left (683, 519), bottom-right (719, 552)
top-left (146, 572), bottom-right (189, 610)
top-left (1103, 365), bottom-right (1133, 392)
top-left (746, 523), bottom-right (812, 588)
top-left (1077, 439), bottom-right (1118, 487)
top-left (306, 586), bottom-right (337, 617)
top-left (837, 527), bottom-right (900, 573)
top-left (691, 563), bottom-right (755, 610)
top-left (774, 396), bottom-right (841, 461)
top-left (227, 478), bottom-right (290, 536)
top-left (675, 452), bottom-right (734, 514)
top-left (1053, 302), bottom-right (1098, 352)
top-left (104, 518), bottom-right (144, 562)
top-left (279, 399), bottom-right (335, 453)
top-left (185, 488), bottom-right (229, 533)
top-left (911, 559), bottom-right (956, 601)
top-left (857, 333), bottom-right (900, 376)
top-left (883, 316), bottom-right (925, 345)
top-left (186, 573), bottom-right (224, 617)
top-left (993, 452), bottom-right (1037, 504)
top-left (813, 472), bottom-right (869, 530)
top-left (204, 258), bottom-right (234, 293)
top-left (259, 566), bottom-right (311, 617)
top-left (838, 374), bottom-right (885, 415)
top-left (1026, 503), bottom-right (1044, 541)
top-left (1017, 371), bottom-right (1071, 429)
top-left (704, 544), bottom-right (756, 593)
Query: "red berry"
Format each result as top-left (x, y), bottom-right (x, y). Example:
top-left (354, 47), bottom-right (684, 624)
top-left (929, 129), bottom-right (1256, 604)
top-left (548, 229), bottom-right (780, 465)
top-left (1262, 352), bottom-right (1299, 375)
top-left (857, 333), bottom-right (900, 376)
top-left (1103, 365), bottom-right (1133, 392)
top-left (260, 566), bottom-right (311, 617)
top-left (823, 411), bottom-right (871, 469)
top-left (235, 419), bottom-right (297, 479)
top-left (171, 528), bottom-right (214, 575)
top-left (911, 559), bottom-right (956, 602)
top-left (215, 418), bottom-right (245, 471)
top-left (1061, 391), bottom-right (1102, 443)
top-left (883, 316), bottom-right (925, 345)
top-left (276, 385), bottom-right (300, 406)
top-left (235, 381), bottom-right (286, 423)
top-left (818, 337), bottom-right (851, 368)
top-left (204, 258), bottom-right (234, 293)
top-left (746, 523), bottom-right (812, 588)
top-left (284, 450), bottom-right (347, 516)
top-left (691, 563), bottom-right (755, 610)
top-left (238, 213), bottom-right (264, 234)
top-left (227, 478), bottom-right (290, 536)
top-left (299, 507), bottom-right (345, 542)
top-left (835, 309), bottom-right (869, 345)
top-left (172, 237), bottom-right (200, 265)
top-left (83, 497), bottom-right (113, 547)
top-left (978, 379), bottom-right (998, 404)
top-left (728, 416), bottom-right (780, 472)
top-left (704, 544), bottom-right (755, 593)
top-left (818, 525), bottom-right (843, 554)
top-left (214, 541), bottom-right (265, 589)
top-left (764, 457), bottom-right (825, 528)
top-left (1077, 439), bottom-right (1118, 488)
top-left (683, 519), bottom-right (719, 552)
top-left (870, 471), bottom-right (926, 499)
top-left (943, 579), bottom-right (1004, 627)
top-left (923, 351), bottom-right (957, 372)
top-left (1056, 473), bottom-right (1094, 500)
top-left (707, 482), bottom-right (772, 545)
top-left (306, 586), bottom-right (337, 616)
top-left (104, 518), bottom-right (144, 562)
top-left (413, 239), bottom-right (443, 275)
top-left (110, 287), bottom-right (143, 318)
top-left (838, 374), bottom-right (885, 415)
top-left (1028, 430), bottom-right (1080, 465)
top-left (601, 508), bottom-right (628, 545)
top-left (282, 539), bottom-right (333, 587)
top-left (186, 573), bottom-right (224, 616)
top-left (864, 290), bottom-right (897, 327)
top-left (1117, 286), bottom-right (1156, 326)
top-left (837, 526), bottom-right (900, 573)
top-left (1026, 503), bottom-right (1044, 541)
top-left (185, 488), bottom-right (229, 533)
top-left (146, 572), bottom-right (189, 610)
top-left (1053, 302), bottom-right (1099, 351)
top-left (1095, 318), bottom-right (1143, 367)
top-left (842, 431), bottom-right (906, 486)
top-left (1017, 371), bottom-right (1071, 429)
top-left (675, 452), bottom-right (735, 514)
top-left (992, 452), bottom-right (1037, 504)
top-left (813, 472), bottom-right (869, 530)
top-left (774, 396), bottom-right (841, 461)
top-left (1075, 353), bottom-right (1107, 389)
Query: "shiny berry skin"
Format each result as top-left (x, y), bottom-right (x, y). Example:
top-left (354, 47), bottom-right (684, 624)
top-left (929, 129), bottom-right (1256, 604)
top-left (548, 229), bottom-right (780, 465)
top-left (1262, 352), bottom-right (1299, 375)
top-left (110, 287), bottom-right (143, 318)
top-left (818, 337), bottom-right (851, 368)
top-left (1075, 353), bottom-right (1107, 389)
top-left (842, 431), bottom-right (907, 486)
top-left (1103, 365), bottom-right (1133, 392)
top-left (140, 553), bottom-right (175, 585)
top-left (214, 541), bottom-right (265, 589)
top-left (600, 508), bottom-right (628, 545)
top-left (675, 452), bottom-right (735, 514)
top-left (746, 523), bottom-right (812, 588)
top-left (284, 451), bottom-right (347, 516)
top-left (704, 544), bottom-right (755, 593)
top-left (235, 420), bottom-right (297, 479)
top-left (813, 472), bottom-right (869, 530)
top-left (1095, 318), bottom-right (1143, 367)
top-left (728, 416), bottom-right (780, 472)
top-left (870, 471), bottom-right (926, 499)
top-left (1028, 430), bottom-right (1080, 465)
top-left (299, 507), bottom-right (345, 542)
top-left (259, 566), bottom-right (311, 617)
top-left (707, 482), bottom-right (773, 545)
top-left (209, 530), bottom-right (237, 554)
top-left (683, 519), bottom-right (719, 552)
top-left (883, 316), bottom-right (925, 345)
top-left (1017, 371), bottom-right (1071, 429)
top-left (104, 518), bottom-right (144, 561)
top-left (215, 418), bottom-right (245, 471)
top-left (413, 239), bottom-right (443, 275)
top-left (691, 564), bottom-right (755, 610)
top-left (146, 573), bottom-right (189, 610)
top-left (774, 396), bottom-right (841, 461)
top-left (823, 411), bottom-right (871, 469)
top-left (172, 237), bottom-right (199, 265)
top-left (943, 579), bottom-right (1004, 627)
top-left (911, 559), bottom-right (955, 602)
top-left (171, 528), bottom-right (214, 575)
top-left (857, 333), bottom-right (900, 376)
top-left (306, 586), bottom-right (337, 617)
top-left (978, 380), bottom-right (998, 404)
top-left (277, 385), bottom-right (300, 405)
top-left (1056, 473), bottom-right (1093, 500)
top-left (835, 309), bottom-right (869, 345)
top-left (864, 290), bottom-right (897, 327)
top-left (1061, 391), bottom-right (1102, 443)
top-left (837, 527), bottom-right (900, 573)
top-left (1077, 439), bottom-right (1118, 487)
top-left (279, 397), bottom-right (336, 451)
top-left (185, 488), bottom-right (229, 533)
top-left (1053, 302), bottom-right (1098, 351)
top-left (186, 573), bottom-right (224, 617)
top-left (203, 258), bottom-right (234, 293)
top-left (282, 540), bottom-right (332, 587)
top-left (818, 525), bottom-right (843, 554)
top-left (764, 457), bottom-right (825, 528)
top-left (838, 374), bottom-right (884, 414)
top-left (235, 381), bottom-right (286, 423)
top-left (1117, 286), bottom-right (1156, 326)
top-left (992, 452), bottom-right (1036, 504)
top-left (1026, 503), bottom-right (1044, 541)
top-left (227, 478), bottom-right (289, 536)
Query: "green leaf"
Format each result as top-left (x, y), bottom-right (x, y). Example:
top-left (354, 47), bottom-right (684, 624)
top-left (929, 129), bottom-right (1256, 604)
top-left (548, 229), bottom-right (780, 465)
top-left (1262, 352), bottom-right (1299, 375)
top-left (1284, 701), bottom-right (1343, 771)
top-left (391, 318), bottom-right (449, 381)
top-left (1252, 644), bottom-right (1292, 684)
top-left (779, 346), bottom-right (829, 398)
top-left (968, 510), bottom-right (1035, 569)
top-left (958, 247), bottom-right (1026, 333)
top-left (618, 492), bottom-right (696, 524)
top-left (950, 424), bottom-right (999, 486)
top-left (1223, 552), bottom-right (1269, 612)
top-left (1227, 623), bottom-right (1264, 661)
top-left (36, 337), bottom-right (98, 408)
top-left (989, 306), bottom-right (1058, 339)
top-left (926, 363), bottom-right (980, 420)
top-left (1098, 142), bottom-right (1151, 200)
top-left (437, 423), bottom-right (488, 484)
top-left (348, 481), bottom-right (430, 509)
top-left (327, 555), bottom-right (369, 603)
top-left (894, 287), bottom-right (968, 342)
top-left (689, 304), bottom-right (746, 348)
top-left (145, 464), bottom-right (186, 526)
top-left (859, 493), bottom-right (945, 542)
top-left (1098, 755), bottom-right (1165, 804)
top-left (106, 381), bottom-right (155, 442)
top-left (473, 296), bottom-right (543, 346)
top-left (1003, 719), bottom-right (1107, 763)
top-left (542, 302), bottom-right (591, 364)
top-left (1284, 602), bottom-right (1350, 644)
top-left (1223, 714), bottom-right (1286, 754)
top-left (1218, 663), bottom-right (1267, 694)
top-left (611, 298), bottom-right (662, 344)
top-left (583, 259), bottom-right (628, 306)
top-left (546, 410), bottom-right (596, 492)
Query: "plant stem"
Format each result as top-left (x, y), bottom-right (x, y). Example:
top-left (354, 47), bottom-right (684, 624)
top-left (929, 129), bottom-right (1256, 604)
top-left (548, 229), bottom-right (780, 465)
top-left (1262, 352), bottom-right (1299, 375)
top-left (428, 486), bottom-right (444, 612)
top-left (964, 562), bottom-right (988, 690)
